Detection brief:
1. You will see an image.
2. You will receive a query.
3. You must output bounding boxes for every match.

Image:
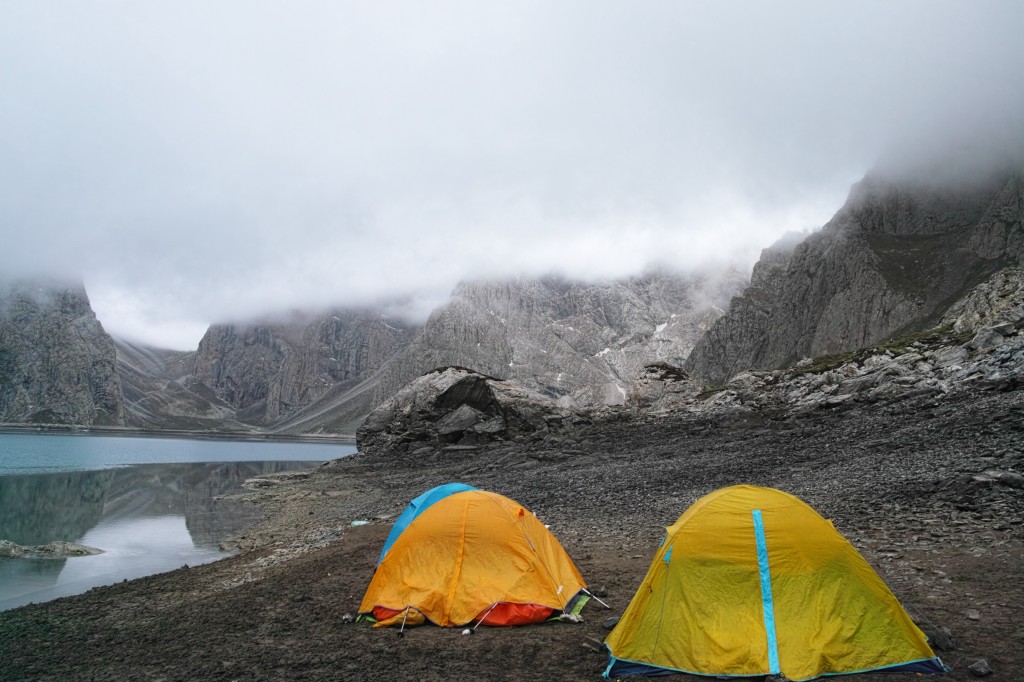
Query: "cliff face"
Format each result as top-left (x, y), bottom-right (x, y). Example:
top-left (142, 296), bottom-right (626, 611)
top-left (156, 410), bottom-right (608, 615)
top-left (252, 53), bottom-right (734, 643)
top-left (191, 310), bottom-right (418, 427)
top-left (373, 270), bottom-right (745, 408)
top-left (685, 168), bottom-right (1024, 384)
top-left (0, 280), bottom-right (124, 426)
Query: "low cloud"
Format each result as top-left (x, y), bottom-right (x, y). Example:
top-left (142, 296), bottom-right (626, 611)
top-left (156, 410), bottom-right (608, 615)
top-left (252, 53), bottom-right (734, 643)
top-left (2, 1), bottom-right (1022, 349)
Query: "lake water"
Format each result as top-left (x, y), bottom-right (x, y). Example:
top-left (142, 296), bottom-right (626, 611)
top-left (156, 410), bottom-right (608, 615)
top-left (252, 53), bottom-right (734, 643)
top-left (0, 433), bottom-right (356, 611)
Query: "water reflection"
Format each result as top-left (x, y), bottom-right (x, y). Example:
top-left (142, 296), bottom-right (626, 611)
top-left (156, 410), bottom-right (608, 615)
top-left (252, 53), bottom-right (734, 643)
top-left (0, 461), bottom-right (317, 610)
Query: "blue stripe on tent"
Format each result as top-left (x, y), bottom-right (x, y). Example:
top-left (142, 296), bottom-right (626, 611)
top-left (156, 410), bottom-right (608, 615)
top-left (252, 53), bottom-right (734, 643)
top-left (663, 545), bottom-right (673, 565)
top-left (377, 483), bottom-right (477, 565)
top-left (752, 509), bottom-right (780, 676)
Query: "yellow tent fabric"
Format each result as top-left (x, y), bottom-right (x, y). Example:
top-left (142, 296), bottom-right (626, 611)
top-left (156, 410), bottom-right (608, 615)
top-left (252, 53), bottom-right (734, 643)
top-left (604, 485), bottom-right (945, 681)
top-left (360, 489), bottom-right (586, 627)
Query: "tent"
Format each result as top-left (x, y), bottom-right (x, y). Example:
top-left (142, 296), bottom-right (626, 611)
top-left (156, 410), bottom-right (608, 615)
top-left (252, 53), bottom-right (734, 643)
top-left (604, 485), bottom-right (947, 680)
top-left (377, 482), bottom-right (477, 565)
top-left (361, 488), bottom-right (587, 627)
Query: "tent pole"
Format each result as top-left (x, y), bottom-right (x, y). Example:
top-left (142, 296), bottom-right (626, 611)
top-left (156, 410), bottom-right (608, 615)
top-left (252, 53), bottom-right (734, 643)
top-left (397, 607), bottom-right (410, 637)
top-left (474, 602), bottom-right (499, 630)
top-left (582, 588), bottom-right (611, 609)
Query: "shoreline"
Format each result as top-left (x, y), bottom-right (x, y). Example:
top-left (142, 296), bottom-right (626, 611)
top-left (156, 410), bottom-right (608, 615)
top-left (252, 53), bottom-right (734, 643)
top-left (0, 423), bottom-right (355, 444)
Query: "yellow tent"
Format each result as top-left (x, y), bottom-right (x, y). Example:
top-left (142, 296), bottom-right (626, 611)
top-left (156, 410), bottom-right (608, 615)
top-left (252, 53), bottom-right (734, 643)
top-left (360, 489), bottom-right (587, 627)
top-left (604, 485), bottom-right (946, 680)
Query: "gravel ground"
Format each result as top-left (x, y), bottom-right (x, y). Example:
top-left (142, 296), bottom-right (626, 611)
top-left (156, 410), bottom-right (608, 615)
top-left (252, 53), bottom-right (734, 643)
top-left (1, 380), bottom-right (1021, 681)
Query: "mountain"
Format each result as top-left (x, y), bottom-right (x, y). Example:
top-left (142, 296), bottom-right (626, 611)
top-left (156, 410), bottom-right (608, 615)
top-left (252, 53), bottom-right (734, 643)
top-left (190, 309), bottom-right (419, 432)
top-left (0, 279), bottom-right (124, 426)
top-left (372, 271), bottom-right (745, 409)
top-left (114, 337), bottom-right (243, 431)
top-left (160, 270), bottom-right (743, 434)
top-left (685, 166), bottom-right (1024, 384)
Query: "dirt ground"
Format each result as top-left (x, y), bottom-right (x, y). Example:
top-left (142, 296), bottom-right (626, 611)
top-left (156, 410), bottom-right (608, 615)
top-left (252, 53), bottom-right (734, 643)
top-left (1, 382), bottom-right (1021, 681)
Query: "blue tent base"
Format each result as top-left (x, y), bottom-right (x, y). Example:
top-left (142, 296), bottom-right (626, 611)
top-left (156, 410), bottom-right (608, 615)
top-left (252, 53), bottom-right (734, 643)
top-left (604, 654), bottom-right (948, 680)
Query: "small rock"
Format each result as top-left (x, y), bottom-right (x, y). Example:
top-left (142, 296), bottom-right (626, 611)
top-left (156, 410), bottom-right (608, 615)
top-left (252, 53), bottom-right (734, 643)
top-left (0, 540), bottom-right (24, 558)
top-left (966, 609), bottom-right (981, 621)
top-left (967, 659), bottom-right (993, 677)
top-left (602, 616), bottom-right (621, 629)
top-left (918, 623), bottom-right (955, 651)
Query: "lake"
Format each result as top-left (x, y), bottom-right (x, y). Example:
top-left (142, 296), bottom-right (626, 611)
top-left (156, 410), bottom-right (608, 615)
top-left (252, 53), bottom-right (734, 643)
top-left (0, 433), bottom-right (356, 611)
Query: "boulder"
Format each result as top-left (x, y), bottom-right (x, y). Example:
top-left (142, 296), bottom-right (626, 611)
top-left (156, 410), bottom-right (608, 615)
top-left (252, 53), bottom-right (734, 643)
top-left (968, 328), bottom-right (1008, 351)
top-left (356, 367), bottom-right (568, 455)
top-left (628, 362), bottom-right (703, 411)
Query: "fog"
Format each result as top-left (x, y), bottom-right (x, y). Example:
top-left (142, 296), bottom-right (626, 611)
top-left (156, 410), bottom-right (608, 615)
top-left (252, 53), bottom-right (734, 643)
top-left (2, 1), bottom-right (1022, 349)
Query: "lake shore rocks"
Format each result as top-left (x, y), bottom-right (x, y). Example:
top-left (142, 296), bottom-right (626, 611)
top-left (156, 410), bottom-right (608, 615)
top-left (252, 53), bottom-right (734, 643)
top-left (0, 539), bottom-right (103, 558)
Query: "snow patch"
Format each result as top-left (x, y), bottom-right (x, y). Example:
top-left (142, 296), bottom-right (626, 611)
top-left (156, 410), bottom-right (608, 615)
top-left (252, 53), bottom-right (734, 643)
top-left (595, 348), bottom-right (612, 357)
top-left (655, 323), bottom-right (667, 334)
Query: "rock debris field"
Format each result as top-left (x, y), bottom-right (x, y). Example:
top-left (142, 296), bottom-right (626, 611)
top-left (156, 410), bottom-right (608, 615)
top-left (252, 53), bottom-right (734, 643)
top-left (1, 374), bottom-right (1022, 680)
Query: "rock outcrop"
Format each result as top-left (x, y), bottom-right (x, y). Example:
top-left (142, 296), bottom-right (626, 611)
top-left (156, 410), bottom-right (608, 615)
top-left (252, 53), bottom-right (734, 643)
top-left (0, 279), bottom-right (124, 425)
top-left (686, 168), bottom-right (1024, 384)
top-left (0, 540), bottom-right (104, 558)
top-left (356, 367), bottom-right (572, 456)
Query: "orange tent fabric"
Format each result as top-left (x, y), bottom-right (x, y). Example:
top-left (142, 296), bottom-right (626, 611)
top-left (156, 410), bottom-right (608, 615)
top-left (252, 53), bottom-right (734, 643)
top-left (360, 489), bottom-right (586, 627)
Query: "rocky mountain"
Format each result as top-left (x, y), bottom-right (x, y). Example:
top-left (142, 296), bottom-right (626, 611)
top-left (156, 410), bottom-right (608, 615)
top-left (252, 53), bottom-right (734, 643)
top-left (190, 310), bottom-right (419, 432)
top-left (634, 267), bottom-right (1024, 418)
top-left (114, 337), bottom-right (240, 431)
top-left (0, 279), bottom-right (124, 426)
top-left (372, 270), bottom-right (745, 409)
top-left (686, 167), bottom-right (1024, 384)
top-left (144, 270), bottom-right (743, 435)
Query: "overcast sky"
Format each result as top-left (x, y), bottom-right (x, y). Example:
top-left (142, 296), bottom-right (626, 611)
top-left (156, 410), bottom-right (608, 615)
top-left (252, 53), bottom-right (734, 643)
top-left (2, 1), bottom-right (1023, 349)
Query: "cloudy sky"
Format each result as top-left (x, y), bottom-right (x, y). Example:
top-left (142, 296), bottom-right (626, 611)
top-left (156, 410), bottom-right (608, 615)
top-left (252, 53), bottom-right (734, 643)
top-left (2, 1), bottom-right (1022, 349)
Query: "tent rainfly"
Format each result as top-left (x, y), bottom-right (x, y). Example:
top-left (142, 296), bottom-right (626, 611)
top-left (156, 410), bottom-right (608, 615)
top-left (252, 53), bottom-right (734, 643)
top-left (604, 485), bottom-right (947, 680)
top-left (361, 488), bottom-right (588, 628)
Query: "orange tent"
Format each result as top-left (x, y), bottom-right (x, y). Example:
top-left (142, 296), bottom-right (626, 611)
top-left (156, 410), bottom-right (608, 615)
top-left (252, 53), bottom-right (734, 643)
top-left (360, 489), bottom-right (587, 627)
